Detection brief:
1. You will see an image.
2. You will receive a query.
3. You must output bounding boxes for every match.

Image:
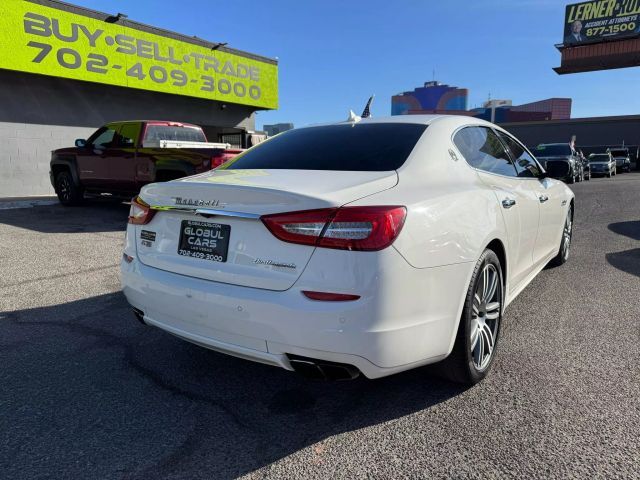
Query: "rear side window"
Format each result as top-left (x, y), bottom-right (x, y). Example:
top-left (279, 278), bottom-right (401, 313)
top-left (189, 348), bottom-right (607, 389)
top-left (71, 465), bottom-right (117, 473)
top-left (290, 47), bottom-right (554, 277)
top-left (453, 126), bottom-right (517, 177)
top-left (225, 123), bottom-right (427, 171)
top-left (116, 123), bottom-right (141, 147)
top-left (144, 125), bottom-right (206, 143)
top-left (496, 131), bottom-right (542, 178)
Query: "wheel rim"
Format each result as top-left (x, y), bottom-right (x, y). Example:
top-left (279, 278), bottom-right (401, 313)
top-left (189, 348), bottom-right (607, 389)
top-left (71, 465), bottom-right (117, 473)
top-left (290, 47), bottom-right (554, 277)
top-left (561, 209), bottom-right (572, 261)
top-left (470, 263), bottom-right (501, 371)
top-left (58, 176), bottom-right (70, 201)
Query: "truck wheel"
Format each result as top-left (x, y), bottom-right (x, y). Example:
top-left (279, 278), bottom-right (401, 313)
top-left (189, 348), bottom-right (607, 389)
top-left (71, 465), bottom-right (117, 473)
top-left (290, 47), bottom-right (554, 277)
top-left (55, 171), bottom-right (84, 206)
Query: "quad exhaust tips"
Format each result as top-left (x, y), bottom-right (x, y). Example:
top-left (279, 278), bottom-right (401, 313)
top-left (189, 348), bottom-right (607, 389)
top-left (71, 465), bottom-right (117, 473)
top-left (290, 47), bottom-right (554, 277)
top-left (288, 354), bottom-right (360, 381)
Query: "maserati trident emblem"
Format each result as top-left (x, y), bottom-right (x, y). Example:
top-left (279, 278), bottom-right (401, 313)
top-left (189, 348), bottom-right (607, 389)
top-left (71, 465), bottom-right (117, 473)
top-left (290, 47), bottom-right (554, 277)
top-left (173, 197), bottom-right (227, 208)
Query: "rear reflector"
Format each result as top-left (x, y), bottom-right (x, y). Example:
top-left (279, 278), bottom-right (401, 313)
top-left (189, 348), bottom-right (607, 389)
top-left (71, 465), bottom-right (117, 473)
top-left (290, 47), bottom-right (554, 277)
top-left (128, 196), bottom-right (156, 225)
top-left (261, 206), bottom-right (406, 251)
top-left (302, 291), bottom-right (361, 301)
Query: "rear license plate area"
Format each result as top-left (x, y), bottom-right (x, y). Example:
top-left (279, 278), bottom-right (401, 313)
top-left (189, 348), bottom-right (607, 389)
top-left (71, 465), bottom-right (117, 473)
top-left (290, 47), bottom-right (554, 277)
top-left (178, 220), bottom-right (230, 262)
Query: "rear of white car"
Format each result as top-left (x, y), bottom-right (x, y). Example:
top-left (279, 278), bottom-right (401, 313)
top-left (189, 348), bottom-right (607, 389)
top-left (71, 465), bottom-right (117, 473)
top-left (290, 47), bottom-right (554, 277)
top-left (121, 120), bottom-right (472, 379)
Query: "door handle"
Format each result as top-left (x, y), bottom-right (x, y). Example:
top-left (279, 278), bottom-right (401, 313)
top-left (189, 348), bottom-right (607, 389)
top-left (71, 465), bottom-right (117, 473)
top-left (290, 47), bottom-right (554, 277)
top-left (539, 195), bottom-right (549, 203)
top-left (502, 198), bottom-right (516, 209)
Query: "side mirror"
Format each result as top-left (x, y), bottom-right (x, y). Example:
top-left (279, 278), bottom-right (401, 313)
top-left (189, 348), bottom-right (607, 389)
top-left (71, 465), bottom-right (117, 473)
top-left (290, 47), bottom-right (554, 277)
top-left (75, 139), bottom-right (86, 148)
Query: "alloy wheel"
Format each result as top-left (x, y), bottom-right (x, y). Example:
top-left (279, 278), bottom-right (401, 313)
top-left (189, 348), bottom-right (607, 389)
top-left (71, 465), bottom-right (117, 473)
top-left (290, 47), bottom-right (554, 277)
top-left (58, 176), bottom-right (71, 201)
top-left (561, 209), bottom-right (573, 261)
top-left (470, 263), bottom-right (501, 371)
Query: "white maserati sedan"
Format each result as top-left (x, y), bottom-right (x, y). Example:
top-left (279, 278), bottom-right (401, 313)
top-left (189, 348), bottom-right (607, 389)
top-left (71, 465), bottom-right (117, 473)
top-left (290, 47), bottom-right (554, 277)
top-left (121, 115), bottom-right (574, 384)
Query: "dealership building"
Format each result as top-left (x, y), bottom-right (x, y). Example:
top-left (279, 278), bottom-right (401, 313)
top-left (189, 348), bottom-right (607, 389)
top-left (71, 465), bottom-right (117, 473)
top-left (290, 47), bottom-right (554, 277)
top-left (0, 0), bottom-right (278, 197)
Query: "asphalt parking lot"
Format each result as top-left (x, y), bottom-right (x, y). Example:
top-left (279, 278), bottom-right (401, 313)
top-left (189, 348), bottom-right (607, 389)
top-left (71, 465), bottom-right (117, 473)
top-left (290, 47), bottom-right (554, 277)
top-left (1, 174), bottom-right (639, 480)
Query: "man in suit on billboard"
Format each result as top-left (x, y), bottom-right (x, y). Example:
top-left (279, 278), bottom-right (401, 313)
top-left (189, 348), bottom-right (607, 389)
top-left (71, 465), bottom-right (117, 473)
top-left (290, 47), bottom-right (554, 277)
top-left (565, 20), bottom-right (584, 45)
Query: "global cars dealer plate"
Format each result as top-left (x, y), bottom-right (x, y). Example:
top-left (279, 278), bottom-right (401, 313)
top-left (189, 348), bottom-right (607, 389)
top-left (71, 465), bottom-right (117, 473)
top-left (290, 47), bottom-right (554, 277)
top-left (178, 220), bottom-right (230, 262)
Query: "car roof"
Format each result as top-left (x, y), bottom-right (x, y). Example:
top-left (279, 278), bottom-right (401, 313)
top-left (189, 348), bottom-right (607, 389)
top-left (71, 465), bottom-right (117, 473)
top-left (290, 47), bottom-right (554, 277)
top-left (302, 114), bottom-right (497, 130)
top-left (106, 120), bottom-right (202, 128)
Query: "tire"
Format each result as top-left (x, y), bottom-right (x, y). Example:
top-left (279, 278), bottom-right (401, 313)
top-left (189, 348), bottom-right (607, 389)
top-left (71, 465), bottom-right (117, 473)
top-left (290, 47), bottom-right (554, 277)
top-left (549, 205), bottom-right (573, 267)
top-left (55, 170), bottom-right (84, 206)
top-left (439, 249), bottom-right (503, 385)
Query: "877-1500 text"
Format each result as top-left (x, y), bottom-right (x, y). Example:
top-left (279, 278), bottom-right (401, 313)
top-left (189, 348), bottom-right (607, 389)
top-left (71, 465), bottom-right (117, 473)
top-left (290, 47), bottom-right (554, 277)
top-left (26, 41), bottom-right (262, 99)
top-left (586, 22), bottom-right (637, 36)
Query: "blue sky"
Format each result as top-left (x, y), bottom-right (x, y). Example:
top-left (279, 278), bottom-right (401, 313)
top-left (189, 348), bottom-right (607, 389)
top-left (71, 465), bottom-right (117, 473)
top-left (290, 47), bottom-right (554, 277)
top-left (72, 0), bottom-right (640, 129)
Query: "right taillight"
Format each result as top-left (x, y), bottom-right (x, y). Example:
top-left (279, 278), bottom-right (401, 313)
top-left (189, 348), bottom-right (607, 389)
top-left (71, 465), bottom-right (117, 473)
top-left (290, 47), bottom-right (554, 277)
top-left (128, 196), bottom-right (155, 225)
top-left (261, 206), bottom-right (406, 251)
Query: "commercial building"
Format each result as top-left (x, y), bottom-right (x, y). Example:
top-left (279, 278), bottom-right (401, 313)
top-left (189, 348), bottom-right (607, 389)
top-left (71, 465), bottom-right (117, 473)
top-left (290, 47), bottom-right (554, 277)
top-left (263, 123), bottom-right (294, 136)
top-left (0, 0), bottom-right (278, 197)
top-left (472, 98), bottom-right (572, 123)
top-left (500, 114), bottom-right (640, 166)
top-left (392, 81), bottom-right (468, 115)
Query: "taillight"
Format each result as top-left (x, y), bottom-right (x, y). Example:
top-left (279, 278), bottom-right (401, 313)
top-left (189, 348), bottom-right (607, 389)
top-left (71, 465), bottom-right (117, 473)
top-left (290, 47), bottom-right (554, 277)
top-left (211, 153), bottom-right (225, 169)
top-left (261, 206), bottom-right (406, 251)
top-left (128, 196), bottom-right (156, 225)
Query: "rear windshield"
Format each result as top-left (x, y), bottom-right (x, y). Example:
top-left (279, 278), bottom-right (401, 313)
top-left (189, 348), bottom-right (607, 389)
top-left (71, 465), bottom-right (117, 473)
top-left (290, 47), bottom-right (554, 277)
top-left (532, 144), bottom-right (571, 157)
top-left (224, 123), bottom-right (427, 171)
top-left (144, 125), bottom-right (206, 143)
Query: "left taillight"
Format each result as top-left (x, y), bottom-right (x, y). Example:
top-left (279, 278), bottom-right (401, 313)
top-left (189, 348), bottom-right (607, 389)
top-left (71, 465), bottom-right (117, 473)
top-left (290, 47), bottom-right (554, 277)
top-left (128, 196), bottom-right (156, 225)
top-left (261, 206), bottom-right (407, 251)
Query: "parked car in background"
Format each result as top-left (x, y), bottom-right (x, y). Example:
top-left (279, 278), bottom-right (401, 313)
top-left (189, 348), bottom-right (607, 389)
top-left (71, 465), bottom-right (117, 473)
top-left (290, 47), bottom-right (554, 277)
top-left (578, 150), bottom-right (591, 181)
top-left (121, 115), bottom-right (575, 385)
top-left (531, 143), bottom-right (582, 183)
top-left (589, 153), bottom-right (617, 178)
top-left (50, 121), bottom-right (244, 205)
top-left (608, 148), bottom-right (631, 173)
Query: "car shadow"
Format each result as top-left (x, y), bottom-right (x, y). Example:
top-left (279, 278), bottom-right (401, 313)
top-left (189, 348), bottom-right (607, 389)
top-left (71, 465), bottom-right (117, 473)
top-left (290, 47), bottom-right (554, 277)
top-left (606, 221), bottom-right (640, 278)
top-left (1, 292), bottom-right (467, 479)
top-left (0, 198), bottom-right (129, 233)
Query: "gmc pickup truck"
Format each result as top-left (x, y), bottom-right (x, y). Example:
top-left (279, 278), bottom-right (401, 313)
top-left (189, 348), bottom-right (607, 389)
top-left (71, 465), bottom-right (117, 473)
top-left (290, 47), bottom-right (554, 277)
top-left (50, 120), bottom-right (243, 205)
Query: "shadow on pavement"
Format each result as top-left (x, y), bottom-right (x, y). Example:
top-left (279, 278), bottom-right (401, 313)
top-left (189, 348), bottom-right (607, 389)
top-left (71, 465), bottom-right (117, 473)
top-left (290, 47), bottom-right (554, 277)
top-left (0, 198), bottom-right (129, 233)
top-left (606, 249), bottom-right (640, 278)
top-left (608, 220), bottom-right (640, 241)
top-left (606, 221), bottom-right (640, 278)
top-left (1, 292), bottom-right (466, 479)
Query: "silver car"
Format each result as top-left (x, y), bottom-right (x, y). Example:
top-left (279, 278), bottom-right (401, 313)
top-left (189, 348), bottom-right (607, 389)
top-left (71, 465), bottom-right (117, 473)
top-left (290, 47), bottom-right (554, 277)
top-left (589, 153), bottom-right (616, 178)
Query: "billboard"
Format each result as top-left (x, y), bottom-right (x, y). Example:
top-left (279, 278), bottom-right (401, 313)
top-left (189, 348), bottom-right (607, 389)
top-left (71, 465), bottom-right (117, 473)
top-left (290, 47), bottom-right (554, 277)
top-left (0, 0), bottom-right (278, 109)
top-left (563, 0), bottom-right (640, 46)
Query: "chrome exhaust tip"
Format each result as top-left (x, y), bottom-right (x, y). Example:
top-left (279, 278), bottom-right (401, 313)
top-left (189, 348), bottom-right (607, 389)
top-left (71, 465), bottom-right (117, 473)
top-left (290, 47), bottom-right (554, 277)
top-left (132, 307), bottom-right (146, 325)
top-left (288, 354), bottom-right (360, 381)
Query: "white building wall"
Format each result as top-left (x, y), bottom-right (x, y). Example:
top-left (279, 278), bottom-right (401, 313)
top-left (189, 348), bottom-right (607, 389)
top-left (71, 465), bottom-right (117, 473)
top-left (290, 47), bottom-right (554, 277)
top-left (0, 122), bottom-right (95, 197)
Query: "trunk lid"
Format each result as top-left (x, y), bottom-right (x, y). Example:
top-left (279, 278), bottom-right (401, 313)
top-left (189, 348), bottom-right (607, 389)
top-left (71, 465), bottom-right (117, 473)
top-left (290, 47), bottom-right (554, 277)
top-left (135, 169), bottom-right (397, 290)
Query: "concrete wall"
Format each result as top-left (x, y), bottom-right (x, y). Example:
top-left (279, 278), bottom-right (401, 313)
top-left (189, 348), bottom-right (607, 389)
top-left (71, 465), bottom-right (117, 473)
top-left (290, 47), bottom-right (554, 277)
top-left (1, 122), bottom-right (95, 197)
top-left (0, 70), bottom-right (258, 197)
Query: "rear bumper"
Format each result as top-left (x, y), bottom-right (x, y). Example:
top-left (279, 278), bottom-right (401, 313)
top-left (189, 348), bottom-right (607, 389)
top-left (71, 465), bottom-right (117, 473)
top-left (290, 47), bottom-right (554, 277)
top-left (120, 250), bottom-right (473, 379)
